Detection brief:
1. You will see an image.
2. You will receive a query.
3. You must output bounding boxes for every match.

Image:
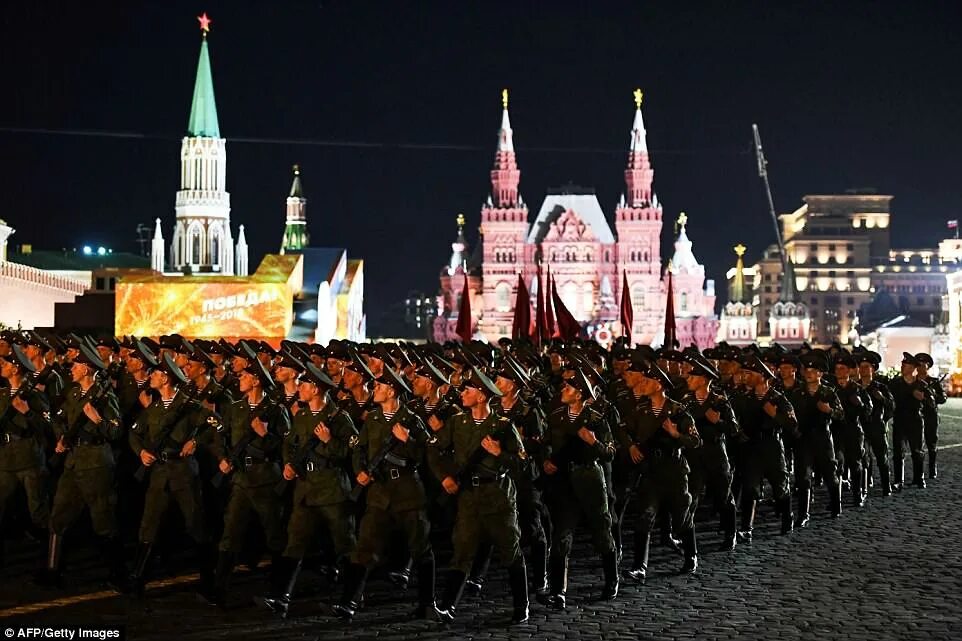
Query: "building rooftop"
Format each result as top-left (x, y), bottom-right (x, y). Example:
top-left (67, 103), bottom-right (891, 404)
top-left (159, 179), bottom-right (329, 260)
top-left (7, 248), bottom-right (150, 271)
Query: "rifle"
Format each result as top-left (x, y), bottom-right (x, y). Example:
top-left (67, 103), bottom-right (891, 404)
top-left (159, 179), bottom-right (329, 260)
top-left (272, 401), bottom-right (348, 496)
top-left (133, 388), bottom-right (206, 482)
top-left (47, 373), bottom-right (113, 468)
top-left (0, 375), bottom-right (42, 427)
top-left (437, 417), bottom-right (512, 506)
top-left (212, 393), bottom-right (284, 489)
top-left (348, 400), bottom-right (428, 502)
top-left (549, 397), bottom-right (612, 474)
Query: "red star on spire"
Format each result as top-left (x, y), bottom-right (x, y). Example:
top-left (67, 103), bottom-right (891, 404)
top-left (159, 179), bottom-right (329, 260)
top-left (197, 12), bottom-right (212, 33)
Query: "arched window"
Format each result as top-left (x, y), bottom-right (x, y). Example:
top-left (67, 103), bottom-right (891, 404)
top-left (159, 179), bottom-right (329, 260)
top-left (495, 281), bottom-right (512, 312)
top-left (632, 284), bottom-right (645, 309)
top-left (643, 251), bottom-right (649, 262)
top-left (189, 226), bottom-right (202, 264)
top-left (604, 250), bottom-right (610, 263)
top-left (211, 230), bottom-right (220, 267)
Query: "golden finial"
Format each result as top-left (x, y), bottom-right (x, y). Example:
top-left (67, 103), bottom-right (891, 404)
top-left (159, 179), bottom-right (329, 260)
top-left (734, 243), bottom-right (746, 257)
top-left (456, 213), bottom-right (465, 228)
top-left (677, 211), bottom-right (688, 228)
top-left (502, 88), bottom-right (509, 109)
top-left (633, 88), bottom-right (643, 108)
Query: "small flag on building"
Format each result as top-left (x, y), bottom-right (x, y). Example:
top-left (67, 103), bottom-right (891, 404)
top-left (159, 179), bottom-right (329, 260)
top-left (948, 220), bottom-right (958, 229)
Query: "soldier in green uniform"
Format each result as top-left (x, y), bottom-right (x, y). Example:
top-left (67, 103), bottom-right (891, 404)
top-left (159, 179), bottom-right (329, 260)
top-left (0, 345), bottom-right (52, 554)
top-left (833, 354), bottom-right (872, 507)
top-left (540, 369), bottom-right (619, 610)
top-left (41, 344), bottom-right (126, 589)
top-left (202, 357), bottom-right (289, 606)
top-left (888, 353), bottom-right (929, 490)
top-left (20, 333), bottom-right (65, 411)
top-left (257, 362), bottom-right (357, 618)
top-left (127, 351), bottom-right (221, 597)
top-left (915, 353), bottom-right (947, 479)
top-left (429, 366), bottom-right (529, 624)
top-left (789, 354), bottom-right (842, 525)
top-left (620, 358), bottom-right (700, 582)
top-left (330, 366), bottom-right (438, 621)
top-left (856, 351), bottom-right (895, 495)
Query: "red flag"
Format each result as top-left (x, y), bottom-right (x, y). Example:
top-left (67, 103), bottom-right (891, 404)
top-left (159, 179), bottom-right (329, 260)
top-left (455, 272), bottom-right (472, 343)
top-left (620, 270), bottom-right (633, 345)
top-left (533, 265), bottom-right (548, 346)
top-left (664, 265), bottom-right (677, 349)
top-left (511, 273), bottom-right (531, 340)
top-left (551, 276), bottom-right (582, 340)
top-left (545, 265), bottom-right (557, 339)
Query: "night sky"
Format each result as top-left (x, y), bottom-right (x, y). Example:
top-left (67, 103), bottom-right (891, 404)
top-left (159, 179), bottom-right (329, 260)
top-left (2, 1), bottom-right (960, 335)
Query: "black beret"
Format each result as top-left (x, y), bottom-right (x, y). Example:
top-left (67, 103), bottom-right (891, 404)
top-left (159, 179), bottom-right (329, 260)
top-left (901, 352), bottom-right (921, 366)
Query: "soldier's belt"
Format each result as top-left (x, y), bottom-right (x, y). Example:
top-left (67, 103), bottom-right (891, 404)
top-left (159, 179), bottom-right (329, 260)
top-left (646, 448), bottom-right (682, 460)
top-left (304, 457), bottom-right (331, 473)
top-left (1, 433), bottom-right (24, 444)
top-left (156, 449), bottom-right (182, 463)
top-left (76, 436), bottom-right (107, 446)
top-left (242, 455), bottom-right (275, 468)
top-left (379, 466), bottom-right (416, 481)
top-left (465, 471), bottom-right (507, 488)
top-left (566, 460), bottom-right (599, 471)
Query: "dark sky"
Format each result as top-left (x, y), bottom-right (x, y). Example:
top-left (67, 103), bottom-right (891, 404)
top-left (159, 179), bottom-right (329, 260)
top-left (2, 1), bottom-right (960, 335)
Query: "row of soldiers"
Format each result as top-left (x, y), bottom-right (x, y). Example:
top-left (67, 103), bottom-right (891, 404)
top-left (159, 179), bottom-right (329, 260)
top-left (0, 330), bottom-right (948, 625)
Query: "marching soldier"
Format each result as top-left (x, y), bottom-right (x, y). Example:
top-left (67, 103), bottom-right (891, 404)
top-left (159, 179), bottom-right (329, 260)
top-left (620, 358), bottom-right (700, 582)
top-left (41, 344), bottom-right (126, 589)
top-left (430, 366), bottom-right (530, 624)
top-left (0, 345), bottom-right (52, 550)
top-left (128, 351), bottom-right (221, 597)
top-left (888, 353), bottom-right (929, 490)
top-left (330, 366), bottom-right (439, 621)
top-left (856, 351), bottom-right (895, 495)
top-left (681, 353), bottom-right (741, 551)
top-left (258, 362), bottom-right (357, 617)
top-left (833, 354), bottom-right (871, 507)
top-left (915, 353), bottom-right (947, 479)
top-left (790, 354), bottom-right (843, 525)
top-left (539, 369), bottom-right (619, 609)
top-left (204, 357), bottom-right (290, 607)
top-left (735, 355), bottom-right (796, 539)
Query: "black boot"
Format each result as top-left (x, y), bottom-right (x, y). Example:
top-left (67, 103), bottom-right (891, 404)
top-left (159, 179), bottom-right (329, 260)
top-left (330, 562), bottom-right (368, 621)
top-left (195, 542), bottom-right (218, 602)
top-left (778, 496), bottom-right (793, 534)
top-left (720, 501), bottom-right (737, 551)
top-left (463, 543), bottom-right (492, 597)
top-left (386, 557), bottom-right (413, 591)
top-left (738, 499), bottom-right (756, 542)
top-left (255, 557), bottom-right (301, 618)
top-left (437, 569), bottom-right (466, 624)
top-left (830, 483), bottom-right (842, 518)
top-left (200, 550), bottom-right (234, 607)
top-left (35, 532), bottom-right (64, 588)
top-left (912, 454), bottom-right (926, 489)
top-left (658, 513), bottom-right (683, 555)
top-left (854, 469), bottom-right (866, 507)
top-left (892, 457), bottom-right (904, 492)
top-left (601, 551), bottom-right (619, 600)
top-left (129, 542), bottom-right (153, 598)
top-left (507, 558), bottom-right (529, 624)
top-left (530, 539), bottom-right (548, 598)
top-left (795, 489), bottom-right (811, 528)
top-left (679, 528), bottom-right (697, 574)
top-left (410, 554), bottom-right (442, 620)
top-left (928, 449), bottom-right (938, 479)
top-left (539, 554), bottom-right (567, 610)
top-left (626, 523), bottom-right (651, 583)
top-left (100, 536), bottom-right (130, 594)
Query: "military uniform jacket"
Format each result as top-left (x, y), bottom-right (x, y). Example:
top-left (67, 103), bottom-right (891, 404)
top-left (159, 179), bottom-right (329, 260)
top-left (835, 381), bottom-right (872, 434)
top-left (887, 377), bottom-right (927, 428)
top-left (543, 403), bottom-right (617, 471)
top-left (195, 378), bottom-right (234, 415)
top-left (117, 373), bottom-right (152, 426)
top-left (129, 390), bottom-right (220, 489)
top-left (921, 376), bottom-right (947, 425)
top-left (53, 383), bottom-right (122, 471)
top-left (284, 401), bottom-right (357, 506)
top-left (353, 401), bottom-right (432, 512)
top-left (790, 385), bottom-right (843, 436)
top-left (212, 396), bottom-right (290, 488)
top-left (494, 397), bottom-right (544, 480)
top-left (682, 390), bottom-right (741, 445)
top-left (0, 385), bottom-right (50, 471)
top-left (32, 366), bottom-right (65, 412)
top-left (429, 411), bottom-right (525, 515)
top-left (737, 388), bottom-right (798, 441)
top-left (862, 379), bottom-right (895, 429)
top-left (623, 398), bottom-right (700, 471)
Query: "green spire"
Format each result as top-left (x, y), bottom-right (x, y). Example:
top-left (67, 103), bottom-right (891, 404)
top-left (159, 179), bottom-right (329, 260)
top-left (187, 37), bottom-right (220, 138)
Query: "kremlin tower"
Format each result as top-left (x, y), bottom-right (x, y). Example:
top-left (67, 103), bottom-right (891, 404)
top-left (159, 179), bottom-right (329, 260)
top-left (152, 14), bottom-right (248, 276)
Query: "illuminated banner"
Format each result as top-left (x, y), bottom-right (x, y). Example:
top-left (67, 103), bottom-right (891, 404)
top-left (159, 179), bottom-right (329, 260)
top-left (116, 281), bottom-right (295, 339)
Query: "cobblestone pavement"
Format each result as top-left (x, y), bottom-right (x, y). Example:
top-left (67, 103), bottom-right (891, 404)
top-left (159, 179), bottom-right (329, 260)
top-left (2, 399), bottom-right (962, 641)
